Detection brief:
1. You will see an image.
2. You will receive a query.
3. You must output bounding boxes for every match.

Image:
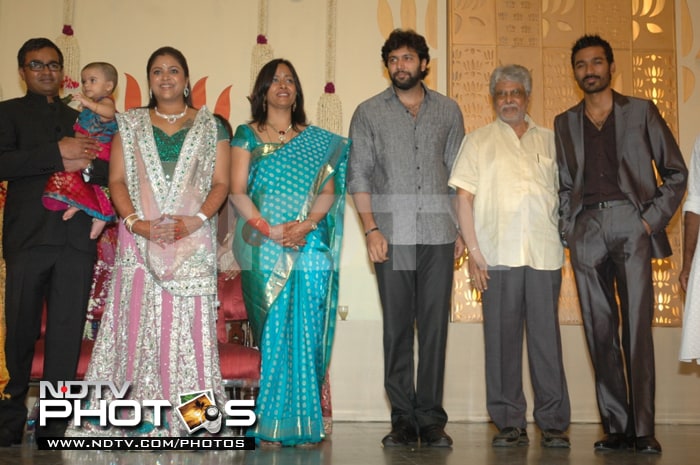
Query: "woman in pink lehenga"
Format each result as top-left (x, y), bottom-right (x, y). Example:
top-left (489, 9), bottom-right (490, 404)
top-left (67, 46), bottom-right (230, 437)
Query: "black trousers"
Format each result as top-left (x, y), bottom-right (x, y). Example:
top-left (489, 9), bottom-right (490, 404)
top-left (569, 203), bottom-right (656, 437)
top-left (0, 245), bottom-right (94, 436)
top-left (374, 243), bottom-right (454, 430)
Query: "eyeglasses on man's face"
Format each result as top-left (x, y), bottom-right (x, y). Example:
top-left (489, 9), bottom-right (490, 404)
top-left (24, 60), bottom-right (63, 72)
top-left (494, 88), bottom-right (526, 100)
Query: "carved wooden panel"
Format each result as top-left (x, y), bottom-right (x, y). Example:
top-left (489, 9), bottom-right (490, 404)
top-left (450, 45), bottom-right (495, 133)
top-left (496, 0), bottom-right (541, 48)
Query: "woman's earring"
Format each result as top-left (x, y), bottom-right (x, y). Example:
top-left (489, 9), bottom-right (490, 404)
top-left (184, 87), bottom-right (190, 98)
top-left (149, 88), bottom-right (153, 100)
top-left (263, 97), bottom-right (267, 112)
top-left (292, 101), bottom-right (297, 112)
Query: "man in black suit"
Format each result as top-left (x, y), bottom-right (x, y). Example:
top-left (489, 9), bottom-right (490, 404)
top-left (0, 38), bottom-right (105, 445)
top-left (554, 35), bottom-right (687, 454)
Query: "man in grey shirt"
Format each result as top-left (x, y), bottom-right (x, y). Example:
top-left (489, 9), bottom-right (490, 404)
top-left (347, 29), bottom-right (465, 448)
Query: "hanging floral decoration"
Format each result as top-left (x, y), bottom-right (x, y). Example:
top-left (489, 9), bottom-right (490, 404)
top-left (316, 0), bottom-right (342, 134)
top-left (56, 0), bottom-right (80, 104)
top-left (251, 0), bottom-right (274, 91)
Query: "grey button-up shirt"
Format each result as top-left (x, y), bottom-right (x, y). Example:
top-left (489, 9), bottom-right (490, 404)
top-left (347, 85), bottom-right (465, 245)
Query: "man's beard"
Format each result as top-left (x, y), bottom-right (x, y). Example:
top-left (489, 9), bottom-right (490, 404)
top-left (391, 71), bottom-right (422, 90)
top-left (579, 73), bottom-right (611, 94)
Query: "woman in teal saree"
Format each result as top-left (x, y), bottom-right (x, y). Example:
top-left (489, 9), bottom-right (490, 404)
top-left (231, 59), bottom-right (350, 446)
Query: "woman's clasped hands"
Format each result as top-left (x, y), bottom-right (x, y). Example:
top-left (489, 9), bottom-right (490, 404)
top-left (134, 214), bottom-right (205, 246)
top-left (270, 220), bottom-right (311, 251)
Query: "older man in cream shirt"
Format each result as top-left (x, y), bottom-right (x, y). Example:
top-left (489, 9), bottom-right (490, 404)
top-left (449, 64), bottom-right (570, 449)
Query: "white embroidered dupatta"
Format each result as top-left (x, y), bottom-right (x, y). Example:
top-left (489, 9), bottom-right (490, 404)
top-left (116, 107), bottom-right (218, 296)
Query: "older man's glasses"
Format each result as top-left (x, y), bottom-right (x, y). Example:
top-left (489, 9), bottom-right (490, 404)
top-left (494, 88), bottom-right (525, 100)
top-left (24, 60), bottom-right (63, 72)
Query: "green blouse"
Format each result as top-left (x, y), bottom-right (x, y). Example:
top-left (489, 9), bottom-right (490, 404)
top-left (152, 118), bottom-right (229, 181)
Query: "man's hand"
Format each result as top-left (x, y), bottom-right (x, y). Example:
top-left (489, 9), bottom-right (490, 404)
top-left (58, 136), bottom-right (100, 172)
top-left (366, 229), bottom-right (389, 263)
top-left (454, 235), bottom-right (466, 259)
top-left (467, 249), bottom-right (489, 292)
top-left (680, 266), bottom-right (690, 293)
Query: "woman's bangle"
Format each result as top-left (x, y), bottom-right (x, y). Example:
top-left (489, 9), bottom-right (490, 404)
top-left (195, 212), bottom-right (208, 222)
top-left (123, 213), bottom-right (139, 226)
top-left (123, 214), bottom-right (142, 234)
top-left (299, 218), bottom-right (318, 231)
top-left (127, 220), bottom-right (141, 234)
top-left (365, 226), bottom-right (380, 237)
top-left (245, 217), bottom-right (271, 237)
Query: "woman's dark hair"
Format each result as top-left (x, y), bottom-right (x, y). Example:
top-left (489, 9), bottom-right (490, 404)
top-left (570, 34), bottom-right (614, 68)
top-left (146, 46), bottom-right (193, 108)
top-left (17, 38), bottom-right (63, 68)
top-left (249, 58), bottom-right (307, 131)
top-left (380, 29), bottom-right (430, 79)
top-left (214, 113), bottom-right (233, 142)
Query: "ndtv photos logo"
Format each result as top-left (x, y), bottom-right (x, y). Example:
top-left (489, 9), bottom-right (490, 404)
top-left (39, 381), bottom-right (256, 433)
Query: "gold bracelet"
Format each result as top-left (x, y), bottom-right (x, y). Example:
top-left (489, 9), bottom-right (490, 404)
top-left (123, 214), bottom-right (141, 234)
top-left (299, 217), bottom-right (318, 230)
top-left (122, 213), bottom-right (138, 226)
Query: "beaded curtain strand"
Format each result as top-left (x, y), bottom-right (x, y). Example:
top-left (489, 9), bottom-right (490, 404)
top-left (316, 0), bottom-right (342, 134)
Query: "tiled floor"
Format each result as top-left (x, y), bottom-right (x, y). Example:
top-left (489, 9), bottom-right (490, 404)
top-left (1, 422), bottom-right (698, 465)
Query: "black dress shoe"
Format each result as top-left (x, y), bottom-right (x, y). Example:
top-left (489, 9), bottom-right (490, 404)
top-left (0, 426), bottom-right (23, 447)
top-left (381, 421), bottom-right (418, 447)
top-left (594, 433), bottom-right (630, 451)
top-left (420, 425), bottom-right (453, 448)
top-left (635, 436), bottom-right (662, 454)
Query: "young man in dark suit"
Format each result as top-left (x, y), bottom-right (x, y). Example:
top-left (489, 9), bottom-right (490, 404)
top-left (554, 34), bottom-right (687, 455)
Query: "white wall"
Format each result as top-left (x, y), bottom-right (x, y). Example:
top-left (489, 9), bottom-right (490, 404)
top-left (1, 0), bottom-right (700, 424)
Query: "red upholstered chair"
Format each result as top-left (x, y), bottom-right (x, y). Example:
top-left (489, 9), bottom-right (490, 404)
top-left (216, 273), bottom-right (260, 400)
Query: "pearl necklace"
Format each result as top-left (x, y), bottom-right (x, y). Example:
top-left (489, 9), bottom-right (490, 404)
top-left (267, 123), bottom-right (293, 144)
top-left (154, 105), bottom-right (188, 124)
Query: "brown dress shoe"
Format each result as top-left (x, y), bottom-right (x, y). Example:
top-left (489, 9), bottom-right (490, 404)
top-left (541, 429), bottom-right (570, 448)
top-left (493, 427), bottom-right (529, 447)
